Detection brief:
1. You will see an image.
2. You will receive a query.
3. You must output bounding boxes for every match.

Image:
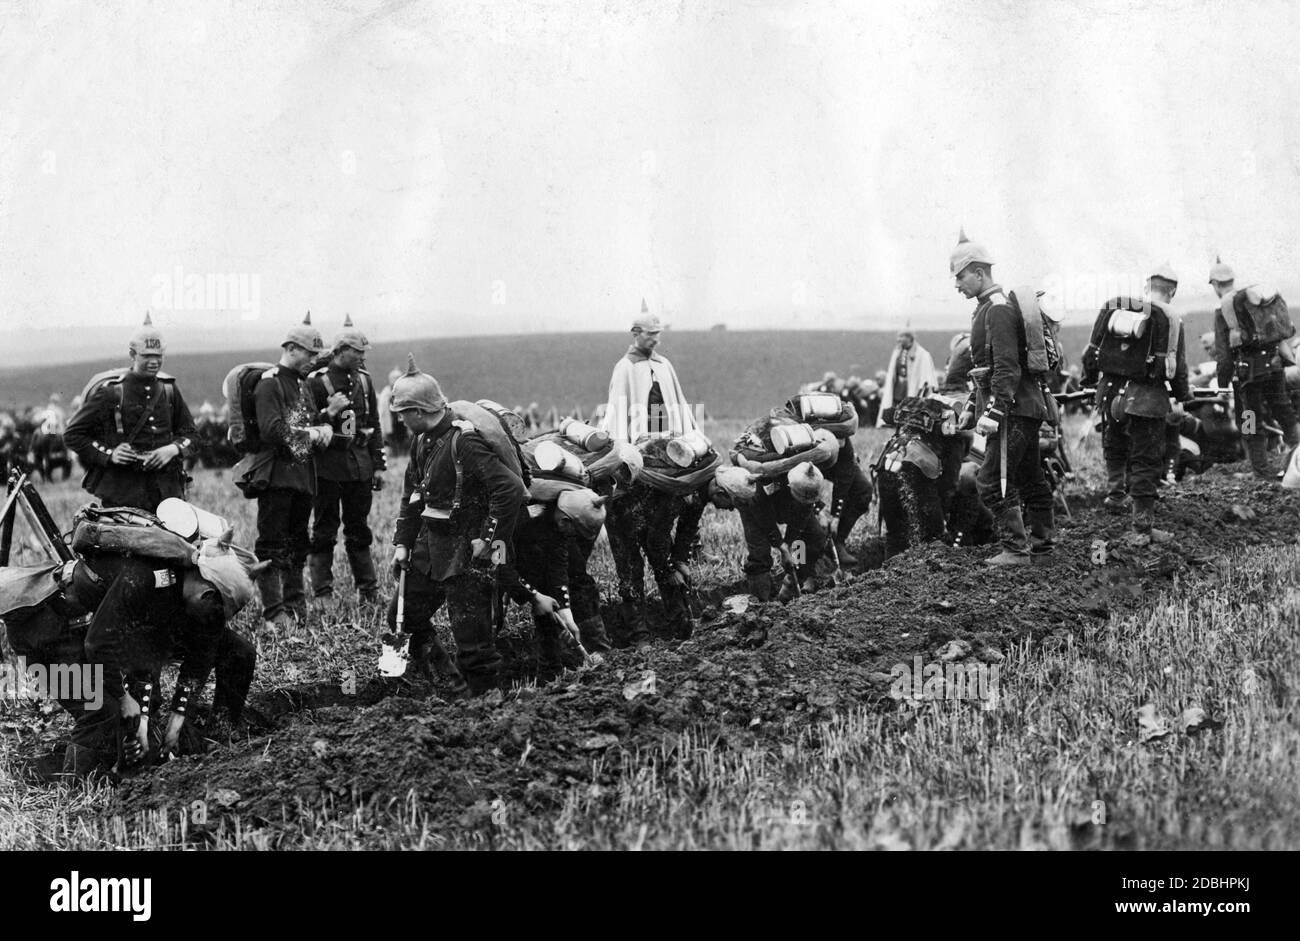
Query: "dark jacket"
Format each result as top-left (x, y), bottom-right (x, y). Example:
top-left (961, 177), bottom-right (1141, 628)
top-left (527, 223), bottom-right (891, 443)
top-left (740, 482), bottom-right (819, 550)
top-left (65, 371), bottom-right (196, 510)
top-left (1213, 307), bottom-right (1284, 387)
top-left (1084, 299), bottom-right (1190, 417)
top-left (499, 504), bottom-right (571, 606)
top-left (305, 364), bottom-right (385, 482)
top-left (252, 366), bottom-right (317, 494)
top-left (395, 412), bottom-right (526, 582)
top-left (969, 285), bottom-right (1051, 422)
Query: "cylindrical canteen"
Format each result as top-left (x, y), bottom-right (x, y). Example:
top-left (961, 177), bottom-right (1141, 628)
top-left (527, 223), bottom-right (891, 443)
top-left (533, 440), bottom-right (586, 479)
top-left (666, 429), bottom-right (711, 468)
top-left (770, 422), bottom-right (816, 456)
top-left (795, 393), bottom-right (843, 421)
top-left (560, 417), bottom-right (611, 452)
top-left (156, 498), bottom-right (231, 541)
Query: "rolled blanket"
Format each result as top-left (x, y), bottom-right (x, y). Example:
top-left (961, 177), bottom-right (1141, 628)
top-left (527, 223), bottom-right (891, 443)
top-left (633, 436), bottom-right (723, 495)
top-left (732, 426), bottom-right (839, 479)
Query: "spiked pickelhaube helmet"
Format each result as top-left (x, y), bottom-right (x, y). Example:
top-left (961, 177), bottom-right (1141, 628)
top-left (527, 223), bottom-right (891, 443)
top-left (388, 353), bottom-right (447, 414)
top-left (128, 312), bottom-right (166, 355)
top-left (333, 313), bottom-right (371, 352)
top-left (282, 311), bottom-right (324, 352)
top-left (949, 228), bottom-right (995, 276)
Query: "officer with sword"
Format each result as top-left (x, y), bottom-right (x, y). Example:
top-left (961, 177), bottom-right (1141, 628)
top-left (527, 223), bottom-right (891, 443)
top-left (951, 230), bottom-right (1056, 565)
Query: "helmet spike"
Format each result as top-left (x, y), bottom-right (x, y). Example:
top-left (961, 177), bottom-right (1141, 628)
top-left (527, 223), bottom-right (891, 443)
top-left (303, 310), bottom-right (312, 325)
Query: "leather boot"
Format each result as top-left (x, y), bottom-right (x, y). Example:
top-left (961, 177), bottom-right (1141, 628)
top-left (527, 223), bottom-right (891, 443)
top-left (1025, 504), bottom-right (1057, 556)
top-left (577, 615), bottom-right (613, 653)
top-left (347, 547), bottom-right (380, 602)
top-left (746, 571), bottom-right (773, 602)
top-left (256, 567), bottom-right (290, 629)
top-left (1103, 458), bottom-right (1131, 514)
top-left (985, 503), bottom-right (1032, 566)
top-left (534, 615), bottom-right (563, 672)
top-left (1133, 496), bottom-right (1156, 534)
top-left (1244, 435), bottom-right (1274, 479)
top-left (308, 551), bottom-right (334, 598)
top-left (833, 537), bottom-right (858, 567)
top-left (621, 598), bottom-right (651, 651)
top-left (409, 631), bottom-right (467, 694)
top-left (282, 565), bottom-right (308, 621)
top-left (658, 581), bottom-right (694, 640)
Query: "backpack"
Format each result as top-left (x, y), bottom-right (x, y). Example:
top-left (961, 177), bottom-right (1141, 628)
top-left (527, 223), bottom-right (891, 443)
top-left (1088, 297), bottom-right (1182, 382)
top-left (989, 286), bottom-right (1063, 377)
top-left (222, 362), bottom-right (275, 453)
top-left (1220, 286), bottom-right (1294, 351)
top-left (77, 369), bottom-right (176, 442)
top-left (448, 400), bottom-right (530, 487)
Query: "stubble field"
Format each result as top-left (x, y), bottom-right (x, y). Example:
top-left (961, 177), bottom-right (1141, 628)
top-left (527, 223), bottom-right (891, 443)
top-left (2, 408), bottom-right (1299, 850)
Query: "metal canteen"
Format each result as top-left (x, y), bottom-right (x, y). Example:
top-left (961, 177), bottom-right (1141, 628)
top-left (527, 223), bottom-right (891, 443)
top-left (770, 422), bottom-right (816, 456)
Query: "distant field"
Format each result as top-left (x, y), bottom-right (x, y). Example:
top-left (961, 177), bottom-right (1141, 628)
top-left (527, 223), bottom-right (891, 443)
top-left (0, 315), bottom-right (1219, 419)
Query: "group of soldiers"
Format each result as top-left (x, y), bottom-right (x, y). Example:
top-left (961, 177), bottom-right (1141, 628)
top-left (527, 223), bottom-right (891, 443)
top-left (9, 227), bottom-right (1296, 778)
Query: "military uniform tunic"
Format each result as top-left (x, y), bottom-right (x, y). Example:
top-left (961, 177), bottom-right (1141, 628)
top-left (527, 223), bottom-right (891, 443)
top-left (65, 371), bottom-right (196, 512)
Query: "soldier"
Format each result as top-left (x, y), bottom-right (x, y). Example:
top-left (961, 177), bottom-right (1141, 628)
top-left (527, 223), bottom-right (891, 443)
top-left (65, 313), bottom-right (196, 512)
top-left (728, 460), bottom-right (828, 601)
top-left (606, 478), bottom-right (707, 650)
top-left (1209, 257), bottom-right (1300, 479)
top-left (501, 485), bottom-right (607, 671)
top-left (877, 330), bottom-right (939, 426)
top-left (951, 230), bottom-right (1056, 564)
top-left (1082, 264), bottom-right (1190, 534)
top-left (240, 314), bottom-right (335, 632)
top-left (306, 315), bottom-right (386, 602)
top-left (389, 356), bottom-right (527, 696)
top-left (600, 299), bottom-right (698, 444)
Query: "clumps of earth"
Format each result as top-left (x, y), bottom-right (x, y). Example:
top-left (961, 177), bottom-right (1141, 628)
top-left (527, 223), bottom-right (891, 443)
top-left (110, 468), bottom-right (1300, 837)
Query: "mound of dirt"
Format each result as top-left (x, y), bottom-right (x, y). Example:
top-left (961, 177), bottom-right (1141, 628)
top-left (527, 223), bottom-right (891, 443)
top-left (111, 469), bottom-right (1300, 835)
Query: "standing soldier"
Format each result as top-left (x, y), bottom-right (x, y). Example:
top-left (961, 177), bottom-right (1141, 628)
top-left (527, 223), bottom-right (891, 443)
top-left (1082, 264), bottom-right (1190, 534)
top-left (1209, 257), bottom-right (1300, 479)
top-left (951, 230), bottom-right (1056, 564)
top-left (238, 314), bottom-right (335, 632)
top-left (66, 313), bottom-right (196, 512)
top-left (389, 355), bottom-right (527, 696)
top-left (306, 315), bottom-right (386, 602)
top-left (877, 330), bottom-right (938, 426)
top-left (600, 299), bottom-right (698, 444)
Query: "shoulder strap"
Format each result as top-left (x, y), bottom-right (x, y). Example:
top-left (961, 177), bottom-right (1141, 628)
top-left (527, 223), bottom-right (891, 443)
top-left (320, 373), bottom-right (334, 397)
top-left (112, 382), bottom-right (125, 435)
top-left (1166, 309), bottom-right (1183, 378)
top-left (1220, 292), bottom-right (1244, 350)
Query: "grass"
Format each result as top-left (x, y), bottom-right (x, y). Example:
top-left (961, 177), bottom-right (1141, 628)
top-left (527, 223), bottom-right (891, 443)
top-left (2, 414), bottom-right (1295, 849)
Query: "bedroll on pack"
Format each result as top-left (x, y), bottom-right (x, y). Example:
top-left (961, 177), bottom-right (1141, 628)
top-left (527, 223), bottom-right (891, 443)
top-left (78, 367), bottom-right (174, 407)
top-left (1220, 286), bottom-right (1294, 351)
top-left (731, 423), bottom-right (839, 480)
top-left (788, 394), bottom-right (857, 439)
top-left (70, 506), bottom-right (199, 568)
top-left (522, 430), bottom-right (639, 487)
top-left (635, 435), bottom-right (723, 496)
top-left (223, 362), bottom-right (275, 453)
top-left (1005, 286), bottom-right (1064, 376)
top-left (448, 400), bottom-right (527, 485)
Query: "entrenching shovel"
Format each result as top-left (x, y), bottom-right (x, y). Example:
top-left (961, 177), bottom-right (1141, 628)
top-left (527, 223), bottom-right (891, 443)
top-left (378, 566), bottom-right (411, 677)
top-left (824, 514), bottom-right (846, 586)
top-left (999, 420), bottom-right (1008, 500)
top-left (552, 610), bottom-right (598, 665)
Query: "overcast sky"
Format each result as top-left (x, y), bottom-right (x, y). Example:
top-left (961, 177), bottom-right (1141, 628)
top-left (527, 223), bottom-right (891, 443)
top-left (3, 0), bottom-right (1299, 360)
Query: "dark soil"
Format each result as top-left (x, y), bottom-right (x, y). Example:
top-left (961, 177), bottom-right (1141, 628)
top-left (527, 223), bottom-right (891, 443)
top-left (110, 466), bottom-right (1300, 838)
